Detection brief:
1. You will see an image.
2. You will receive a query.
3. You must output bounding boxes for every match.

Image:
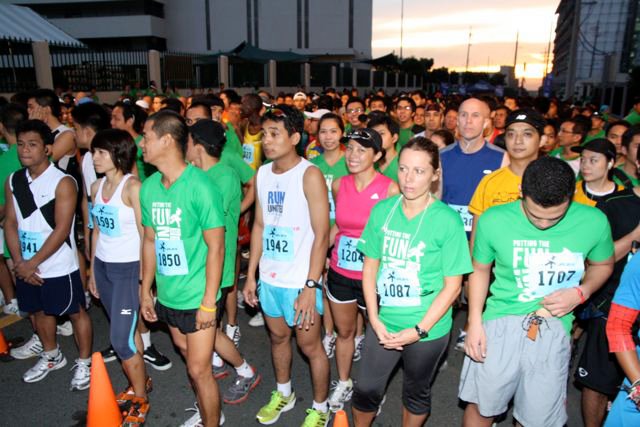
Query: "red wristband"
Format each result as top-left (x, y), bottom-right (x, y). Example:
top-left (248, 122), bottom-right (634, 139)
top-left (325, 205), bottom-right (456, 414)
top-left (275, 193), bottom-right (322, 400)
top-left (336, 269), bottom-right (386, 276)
top-left (575, 286), bottom-right (586, 304)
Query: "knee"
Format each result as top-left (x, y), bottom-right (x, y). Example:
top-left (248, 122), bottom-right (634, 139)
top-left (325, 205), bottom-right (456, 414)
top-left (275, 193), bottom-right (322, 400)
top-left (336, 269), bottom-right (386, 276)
top-left (352, 380), bottom-right (384, 412)
top-left (111, 333), bottom-right (136, 361)
top-left (187, 360), bottom-right (212, 382)
top-left (269, 332), bottom-right (290, 346)
top-left (335, 325), bottom-right (356, 340)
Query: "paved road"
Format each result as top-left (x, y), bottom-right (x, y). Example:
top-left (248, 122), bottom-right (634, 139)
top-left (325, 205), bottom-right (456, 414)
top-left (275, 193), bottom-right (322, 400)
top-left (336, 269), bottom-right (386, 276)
top-left (0, 301), bottom-right (584, 427)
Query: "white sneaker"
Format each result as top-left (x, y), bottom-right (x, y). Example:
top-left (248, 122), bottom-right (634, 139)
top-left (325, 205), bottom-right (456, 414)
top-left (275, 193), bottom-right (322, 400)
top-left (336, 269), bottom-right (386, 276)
top-left (328, 379), bottom-right (353, 412)
top-left (236, 290), bottom-right (245, 309)
top-left (225, 324), bottom-right (241, 347)
top-left (454, 329), bottom-right (466, 352)
top-left (249, 312), bottom-right (264, 327)
top-left (353, 334), bottom-right (365, 362)
top-left (70, 358), bottom-right (91, 390)
top-left (2, 298), bottom-right (19, 315)
top-left (84, 291), bottom-right (92, 310)
top-left (322, 333), bottom-right (337, 359)
top-left (23, 350), bottom-right (67, 383)
top-left (179, 402), bottom-right (224, 426)
top-left (10, 333), bottom-right (43, 360)
top-left (56, 320), bottom-right (73, 337)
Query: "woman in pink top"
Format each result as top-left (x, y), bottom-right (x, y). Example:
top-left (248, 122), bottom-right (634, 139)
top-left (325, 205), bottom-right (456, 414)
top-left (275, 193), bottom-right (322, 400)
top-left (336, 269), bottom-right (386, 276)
top-left (326, 128), bottom-right (399, 411)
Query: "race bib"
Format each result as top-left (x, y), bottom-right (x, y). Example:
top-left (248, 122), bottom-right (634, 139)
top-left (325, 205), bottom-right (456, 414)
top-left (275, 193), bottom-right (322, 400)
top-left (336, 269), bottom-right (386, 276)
top-left (337, 236), bottom-right (364, 271)
top-left (92, 204), bottom-right (121, 237)
top-left (243, 144), bottom-right (255, 165)
top-left (526, 249), bottom-right (584, 299)
top-left (155, 239), bottom-right (189, 276)
top-left (377, 267), bottom-right (421, 307)
top-left (87, 201), bottom-right (94, 230)
top-left (19, 229), bottom-right (44, 260)
top-left (263, 226), bottom-right (294, 261)
top-left (449, 204), bottom-right (472, 232)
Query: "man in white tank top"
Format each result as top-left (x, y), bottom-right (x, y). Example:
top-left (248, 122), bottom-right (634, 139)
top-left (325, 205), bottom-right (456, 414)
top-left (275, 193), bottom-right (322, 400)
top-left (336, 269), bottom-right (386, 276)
top-left (243, 105), bottom-right (331, 426)
top-left (4, 119), bottom-right (93, 389)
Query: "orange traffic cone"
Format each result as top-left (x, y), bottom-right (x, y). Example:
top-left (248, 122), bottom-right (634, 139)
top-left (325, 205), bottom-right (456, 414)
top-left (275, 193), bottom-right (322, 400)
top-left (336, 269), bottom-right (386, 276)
top-left (333, 409), bottom-right (349, 427)
top-left (87, 352), bottom-right (122, 427)
top-left (0, 330), bottom-right (9, 355)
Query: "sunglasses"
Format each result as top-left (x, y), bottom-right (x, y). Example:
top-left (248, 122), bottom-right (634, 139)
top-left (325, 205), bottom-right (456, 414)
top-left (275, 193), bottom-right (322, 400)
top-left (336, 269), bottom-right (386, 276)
top-left (266, 107), bottom-right (288, 118)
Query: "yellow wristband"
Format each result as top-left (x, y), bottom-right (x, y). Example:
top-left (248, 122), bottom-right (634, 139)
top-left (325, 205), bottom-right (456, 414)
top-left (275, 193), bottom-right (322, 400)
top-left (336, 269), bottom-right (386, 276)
top-left (199, 304), bottom-right (217, 313)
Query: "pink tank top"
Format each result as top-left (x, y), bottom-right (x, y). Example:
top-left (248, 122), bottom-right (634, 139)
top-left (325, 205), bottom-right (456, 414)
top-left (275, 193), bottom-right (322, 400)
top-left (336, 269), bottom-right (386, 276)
top-left (330, 172), bottom-right (393, 279)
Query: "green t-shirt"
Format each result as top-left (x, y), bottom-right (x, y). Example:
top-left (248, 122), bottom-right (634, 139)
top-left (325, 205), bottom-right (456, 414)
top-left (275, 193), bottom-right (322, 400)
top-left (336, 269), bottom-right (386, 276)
top-left (310, 154), bottom-right (349, 225)
top-left (135, 135), bottom-right (157, 182)
top-left (220, 151), bottom-right (255, 185)
top-left (584, 130), bottom-right (605, 143)
top-left (140, 165), bottom-right (225, 310)
top-left (378, 154), bottom-right (399, 183)
top-left (613, 166), bottom-right (640, 189)
top-left (205, 162), bottom-right (241, 288)
top-left (225, 124), bottom-right (244, 158)
top-left (473, 201), bottom-right (614, 334)
top-left (625, 110), bottom-right (640, 125)
top-left (358, 196), bottom-right (473, 340)
top-left (0, 144), bottom-right (21, 206)
top-left (396, 127), bottom-right (414, 151)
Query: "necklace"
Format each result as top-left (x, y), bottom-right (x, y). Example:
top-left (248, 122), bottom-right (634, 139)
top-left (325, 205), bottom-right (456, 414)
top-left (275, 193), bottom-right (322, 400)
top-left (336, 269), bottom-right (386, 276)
top-left (382, 193), bottom-right (433, 261)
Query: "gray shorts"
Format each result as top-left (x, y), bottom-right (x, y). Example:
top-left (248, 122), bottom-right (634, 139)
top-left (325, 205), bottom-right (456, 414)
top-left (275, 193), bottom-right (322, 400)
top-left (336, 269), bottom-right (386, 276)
top-left (458, 315), bottom-right (571, 427)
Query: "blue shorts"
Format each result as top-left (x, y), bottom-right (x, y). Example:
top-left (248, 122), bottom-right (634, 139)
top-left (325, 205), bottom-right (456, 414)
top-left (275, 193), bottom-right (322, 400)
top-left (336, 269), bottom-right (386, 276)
top-left (258, 280), bottom-right (323, 327)
top-left (16, 270), bottom-right (85, 316)
top-left (604, 379), bottom-right (640, 427)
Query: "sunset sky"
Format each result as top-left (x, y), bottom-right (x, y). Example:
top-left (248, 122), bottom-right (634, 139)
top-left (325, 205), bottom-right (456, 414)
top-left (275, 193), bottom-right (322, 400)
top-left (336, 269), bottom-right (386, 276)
top-left (371, 0), bottom-right (560, 89)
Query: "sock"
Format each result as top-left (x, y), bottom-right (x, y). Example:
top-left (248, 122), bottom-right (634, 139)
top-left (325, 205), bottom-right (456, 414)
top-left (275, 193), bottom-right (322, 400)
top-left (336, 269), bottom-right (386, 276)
top-left (78, 357), bottom-right (91, 365)
top-left (235, 360), bottom-right (253, 378)
top-left (312, 400), bottom-right (328, 413)
top-left (44, 347), bottom-right (60, 359)
top-left (212, 352), bottom-right (224, 368)
top-left (141, 331), bottom-right (151, 350)
top-left (10, 298), bottom-right (17, 304)
top-left (339, 378), bottom-right (352, 388)
top-left (277, 381), bottom-right (292, 397)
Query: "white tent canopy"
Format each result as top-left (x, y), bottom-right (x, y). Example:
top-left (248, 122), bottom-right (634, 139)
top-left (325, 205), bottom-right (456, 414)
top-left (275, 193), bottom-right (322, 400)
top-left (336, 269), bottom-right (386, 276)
top-left (0, 4), bottom-right (84, 47)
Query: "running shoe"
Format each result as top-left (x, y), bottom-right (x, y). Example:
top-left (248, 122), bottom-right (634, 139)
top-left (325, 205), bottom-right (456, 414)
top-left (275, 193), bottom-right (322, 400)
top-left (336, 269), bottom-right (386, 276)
top-left (179, 403), bottom-right (225, 426)
top-left (256, 391), bottom-right (296, 425)
top-left (84, 291), bottom-right (92, 310)
top-left (454, 329), bottom-right (466, 352)
top-left (212, 361), bottom-right (230, 380)
top-left (322, 333), bottom-right (337, 359)
top-left (143, 344), bottom-right (172, 370)
top-left (225, 324), bottom-right (241, 347)
top-left (69, 358), bottom-right (91, 390)
top-left (223, 370), bottom-right (261, 404)
top-left (353, 334), bottom-right (365, 362)
top-left (100, 345), bottom-right (117, 363)
top-left (23, 350), bottom-right (67, 383)
top-left (249, 312), bottom-right (265, 327)
top-left (328, 379), bottom-right (353, 412)
top-left (117, 377), bottom-right (153, 410)
top-left (2, 298), bottom-right (20, 315)
top-left (10, 333), bottom-right (42, 360)
top-left (122, 396), bottom-right (150, 427)
top-left (56, 320), bottom-right (73, 337)
top-left (301, 408), bottom-right (329, 427)
top-left (236, 289), bottom-right (245, 309)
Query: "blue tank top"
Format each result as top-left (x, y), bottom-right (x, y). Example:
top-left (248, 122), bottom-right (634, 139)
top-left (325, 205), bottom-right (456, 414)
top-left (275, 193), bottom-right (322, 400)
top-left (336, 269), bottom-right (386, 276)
top-left (440, 141), bottom-right (505, 232)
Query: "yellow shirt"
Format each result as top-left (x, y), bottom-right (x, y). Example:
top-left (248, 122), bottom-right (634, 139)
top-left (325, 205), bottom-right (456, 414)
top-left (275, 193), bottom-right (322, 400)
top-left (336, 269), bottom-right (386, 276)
top-left (573, 181), bottom-right (624, 207)
top-left (468, 166), bottom-right (522, 216)
top-left (243, 128), bottom-right (263, 171)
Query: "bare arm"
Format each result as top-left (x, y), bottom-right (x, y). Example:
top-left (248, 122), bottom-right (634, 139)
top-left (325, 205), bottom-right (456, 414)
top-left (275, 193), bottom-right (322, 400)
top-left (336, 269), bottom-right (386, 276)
top-left (140, 225), bottom-right (158, 322)
top-left (243, 190), bottom-right (264, 307)
top-left (196, 226), bottom-right (225, 330)
top-left (240, 175), bottom-right (256, 214)
top-left (49, 131), bottom-right (76, 162)
top-left (464, 260), bottom-right (493, 362)
top-left (123, 178), bottom-right (144, 265)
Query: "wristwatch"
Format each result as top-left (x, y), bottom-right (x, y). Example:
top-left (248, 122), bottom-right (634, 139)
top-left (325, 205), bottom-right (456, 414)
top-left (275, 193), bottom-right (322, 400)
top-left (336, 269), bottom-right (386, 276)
top-left (305, 279), bottom-right (320, 289)
top-left (414, 325), bottom-right (429, 339)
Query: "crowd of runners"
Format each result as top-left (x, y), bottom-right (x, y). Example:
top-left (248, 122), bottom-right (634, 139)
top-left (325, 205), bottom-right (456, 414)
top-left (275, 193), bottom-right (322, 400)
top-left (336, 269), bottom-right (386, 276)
top-left (1, 84), bottom-right (640, 427)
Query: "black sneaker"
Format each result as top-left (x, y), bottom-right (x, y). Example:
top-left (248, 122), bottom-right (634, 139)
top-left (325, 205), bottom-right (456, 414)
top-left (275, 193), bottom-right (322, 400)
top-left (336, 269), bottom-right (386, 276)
top-left (143, 344), bottom-right (172, 371)
top-left (101, 345), bottom-right (117, 363)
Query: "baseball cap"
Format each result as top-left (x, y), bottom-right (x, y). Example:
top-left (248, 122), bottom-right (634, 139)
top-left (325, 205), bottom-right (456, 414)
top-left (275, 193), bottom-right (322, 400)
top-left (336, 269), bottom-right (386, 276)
top-left (135, 99), bottom-right (149, 109)
top-left (304, 108), bottom-right (331, 120)
top-left (571, 138), bottom-right (616, 160)
top-left (340, 128), bottom-right (383, 152)
top-left (293, 92), bottom-right (307, 101)
top-left (591, 110), bottom-right (605, 120)
top-left (189, 119), bottom-right (226, 153)
top-left (505, 109), bottom-right (546, 135)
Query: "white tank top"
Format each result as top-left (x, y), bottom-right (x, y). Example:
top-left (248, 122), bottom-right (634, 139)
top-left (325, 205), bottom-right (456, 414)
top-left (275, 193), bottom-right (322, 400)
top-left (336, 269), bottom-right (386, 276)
top-left (257, 158), bottom-right (315, 289)
top-left (10, 163), bottom-right (78, 278)
top-left (82, 152), bottom-right (97, 197)
top-left (52, 124), bottom-right (75, 172)
top-left (94, 174), bottom-right (140, 263)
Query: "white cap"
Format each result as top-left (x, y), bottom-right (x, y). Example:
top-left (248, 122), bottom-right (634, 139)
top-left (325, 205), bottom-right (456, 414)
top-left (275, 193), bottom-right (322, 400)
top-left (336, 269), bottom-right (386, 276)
top-left (135, 100), bottom-right (150, 109)
top-left (305, 108), bottom-right (331, 120)
top-left (293, 91), bottom-right (307, 100)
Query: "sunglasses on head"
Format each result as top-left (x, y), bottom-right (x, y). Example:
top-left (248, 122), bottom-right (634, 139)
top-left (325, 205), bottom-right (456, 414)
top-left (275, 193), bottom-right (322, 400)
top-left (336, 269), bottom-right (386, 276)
top-left (266, 107), bottom-right (288, 118)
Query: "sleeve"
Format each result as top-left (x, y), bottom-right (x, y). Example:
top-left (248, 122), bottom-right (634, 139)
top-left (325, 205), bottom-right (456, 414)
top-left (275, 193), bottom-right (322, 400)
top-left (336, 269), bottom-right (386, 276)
top-left (586, 211), bottom-right (615, 262)
top-left (357, 203), bottom-right (383, 260)
top-left (442, 210), bottom-right (474, 276)
top-left (468, 175), bottom-right (488, 216)
top-left (197, 177), bottom-right (225, 230)
top-left (612, 255), bottom-right (640, 310)
top-left (472, 209), bottom-right (496, 264)
top-left (140, 182), bottom-right (152, 227)
top-left (227, 153), bottom-right (255, 184)
top-left (606, 302), bottom-right (640, 352)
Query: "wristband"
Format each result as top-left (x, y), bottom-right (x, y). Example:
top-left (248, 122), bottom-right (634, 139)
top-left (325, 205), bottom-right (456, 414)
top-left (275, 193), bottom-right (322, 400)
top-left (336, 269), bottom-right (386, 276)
top-left (575, 287), bottom-right (586, 304)
top-left (199, 304), bottom-right (217, 313)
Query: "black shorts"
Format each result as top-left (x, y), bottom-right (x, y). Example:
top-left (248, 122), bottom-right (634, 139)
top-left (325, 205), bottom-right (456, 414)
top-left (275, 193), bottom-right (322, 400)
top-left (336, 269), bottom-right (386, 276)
top-left (156, 301), bottom-right (198, 335)
top-left (574, 316), bottom-right (625, 396)
top-left (16, 269), bottom-right (85, 316)
top-left (215, 287), bottom-right (231, 324)
top-left (326, 268), bottom-right (366, 309)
